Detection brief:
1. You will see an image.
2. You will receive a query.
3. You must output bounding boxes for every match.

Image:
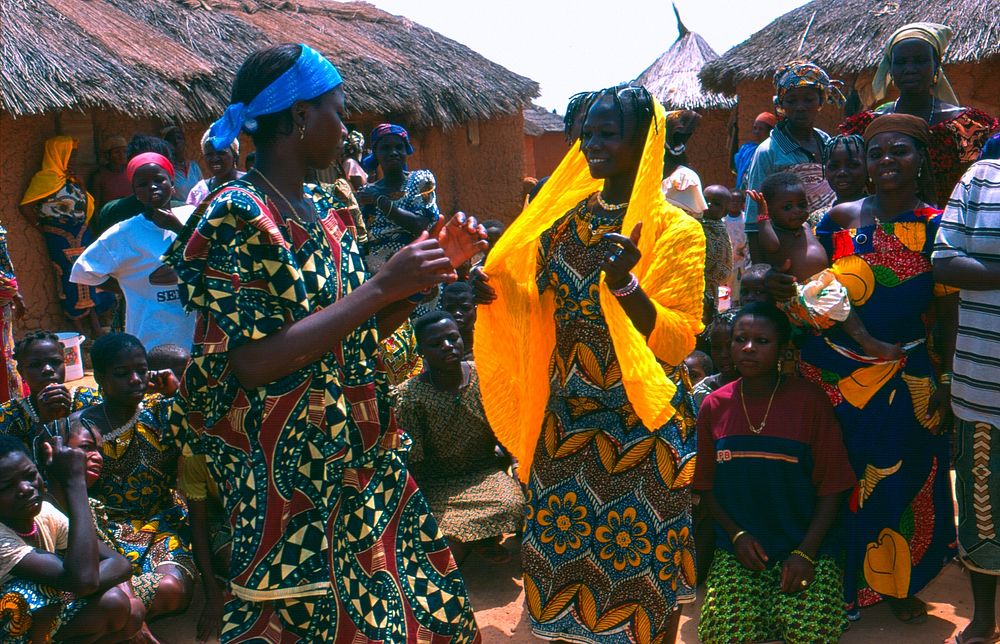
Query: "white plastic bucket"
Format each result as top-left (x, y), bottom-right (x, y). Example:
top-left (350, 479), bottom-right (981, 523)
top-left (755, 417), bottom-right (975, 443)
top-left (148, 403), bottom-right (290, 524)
top-left (56, 332), bottom-right (86, 382)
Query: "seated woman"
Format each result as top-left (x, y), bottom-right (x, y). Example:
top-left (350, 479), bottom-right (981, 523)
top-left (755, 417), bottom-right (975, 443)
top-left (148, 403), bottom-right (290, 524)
top-left (696, 302), bottom-right (855, 643)
top-left (0, 331), bottom-right (101, 450)
top-left (393, 312), bottom-right (525, 562)
top-left (69, 333), bottom-right (194, 621)
top-left (185, 129), bottom-right (245, 207)
top-left (0, 435), bottom-right (138, 642)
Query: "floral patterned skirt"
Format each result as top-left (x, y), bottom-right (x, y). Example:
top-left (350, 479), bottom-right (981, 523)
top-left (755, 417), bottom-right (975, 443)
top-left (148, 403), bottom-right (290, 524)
top-left (0, 578), bottom-right (86, 643)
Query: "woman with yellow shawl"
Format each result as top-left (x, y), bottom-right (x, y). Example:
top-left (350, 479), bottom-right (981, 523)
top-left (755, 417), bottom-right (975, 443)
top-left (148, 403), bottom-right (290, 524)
top-left (840, 22), bottom-right (998, 208)
top-left (19, 136), bottom-right (112, 338)
top-left (473, 85), bottom-right (705, 643)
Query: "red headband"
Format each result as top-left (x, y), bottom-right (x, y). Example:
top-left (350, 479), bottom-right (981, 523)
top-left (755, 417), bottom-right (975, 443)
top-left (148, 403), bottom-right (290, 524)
top-left (754, 112), bottom-right (778, 128)
top-left (127, 153), bottom-right (175, 183)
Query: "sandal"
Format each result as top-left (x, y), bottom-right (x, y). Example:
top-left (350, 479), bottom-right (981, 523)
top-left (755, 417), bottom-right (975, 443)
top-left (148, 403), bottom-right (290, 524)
top-left (953, 628), bottom-right (1000, 644)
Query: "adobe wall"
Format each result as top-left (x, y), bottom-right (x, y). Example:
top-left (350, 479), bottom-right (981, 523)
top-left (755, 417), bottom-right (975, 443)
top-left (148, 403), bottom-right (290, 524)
top-left (687, 108), bottom-right (734, 189)
top-left (532, 132), bottom-right (569, 180)
top-left (408, 114), bottom-right (527, 225)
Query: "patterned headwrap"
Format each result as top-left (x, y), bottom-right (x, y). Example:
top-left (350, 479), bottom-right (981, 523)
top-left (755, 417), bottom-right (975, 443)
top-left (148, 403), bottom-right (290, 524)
top-left (361, 124), bottom-right (414, 173)
top-left (345, 130), bottom-right (365, 157)
top-left (207, 44), bottom-right (342, 152)
top-left (126, 152), bottom-right (175, 183)
top-left (872, 22), bottom-right (959, 105)
top-left (772, 61), bottom-right (846, 110)
top-left (664, 110), bottom-right (701, 157)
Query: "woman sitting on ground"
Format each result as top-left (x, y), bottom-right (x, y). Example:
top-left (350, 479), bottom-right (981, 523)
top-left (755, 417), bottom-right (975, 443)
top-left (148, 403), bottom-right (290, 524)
top-left (69, 333), bottom-right (194, 621)
top-left (0, 434), bottom-right (139, 642)
top-left (0, 331), bottom-right (101, 450)
top-left (393, 312), bottom-right (524, 562)
top-left (185, 129), bottom-right (245, 207)
top-left (696, 302), bottom-right (855, 643)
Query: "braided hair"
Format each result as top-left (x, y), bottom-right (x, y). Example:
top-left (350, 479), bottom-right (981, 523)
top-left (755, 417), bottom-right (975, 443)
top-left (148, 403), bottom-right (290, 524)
top-left (583, 84), bottom-right (656, 143)
top-left (563, 91), bottom-right (595, 141)
top-left (822, 134), bottom-right (865, 167)
top-left (13, 331), bottom-right (61, 364)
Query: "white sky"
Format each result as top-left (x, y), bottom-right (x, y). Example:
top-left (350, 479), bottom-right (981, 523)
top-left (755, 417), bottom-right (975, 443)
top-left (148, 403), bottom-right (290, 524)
top-left (368, 0), bottom-right (809, 112)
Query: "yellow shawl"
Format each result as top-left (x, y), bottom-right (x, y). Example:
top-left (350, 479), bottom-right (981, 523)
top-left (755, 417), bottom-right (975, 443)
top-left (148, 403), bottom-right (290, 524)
top-left (475, 99), bottom-right (706, 483)
top-left (20, 136), bottom-right (95, 220)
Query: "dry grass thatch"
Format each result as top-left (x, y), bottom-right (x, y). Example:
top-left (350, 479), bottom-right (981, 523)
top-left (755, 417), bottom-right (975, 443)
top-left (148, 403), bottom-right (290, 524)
top-left (634, 5), bottom-right (736, 111)
top-left (700, 0), bottom-right (1000, 93)
top-left (523, 104), bottom-right (564, 136)
top-left (1, 0), bottom-right (538, 127)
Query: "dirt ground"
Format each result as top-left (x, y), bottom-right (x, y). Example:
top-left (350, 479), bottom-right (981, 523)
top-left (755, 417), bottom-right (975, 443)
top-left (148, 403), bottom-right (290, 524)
top-left (66, 374), bottom-right (972, 643)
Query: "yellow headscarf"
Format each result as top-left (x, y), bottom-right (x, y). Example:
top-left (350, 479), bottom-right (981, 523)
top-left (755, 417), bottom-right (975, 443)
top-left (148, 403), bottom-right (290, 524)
top-left (872, 22), bottom-right (959, 105)
top-left (20, 136), bottom-right (95, 221)
top-left (474, 95), bottom-right (706, 483)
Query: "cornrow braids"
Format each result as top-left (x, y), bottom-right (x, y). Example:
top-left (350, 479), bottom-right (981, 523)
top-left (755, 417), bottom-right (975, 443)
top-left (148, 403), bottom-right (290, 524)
top-left (13, 331), bottom-right (60, 364)
top-left (822, 134), bottom-right (866, 167)
top-left (564, 92), bottom-right (595, 139)
top-left (583, 83), bottom-right (657, 143)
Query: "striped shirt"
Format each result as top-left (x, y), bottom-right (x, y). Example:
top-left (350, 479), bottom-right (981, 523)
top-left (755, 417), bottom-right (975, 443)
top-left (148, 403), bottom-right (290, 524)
top-left (933, 160), bottom-right (1000, 426)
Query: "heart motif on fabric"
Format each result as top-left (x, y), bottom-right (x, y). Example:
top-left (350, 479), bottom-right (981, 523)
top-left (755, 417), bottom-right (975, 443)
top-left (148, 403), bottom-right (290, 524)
top-left (863, 528), bottom-right (911, 598)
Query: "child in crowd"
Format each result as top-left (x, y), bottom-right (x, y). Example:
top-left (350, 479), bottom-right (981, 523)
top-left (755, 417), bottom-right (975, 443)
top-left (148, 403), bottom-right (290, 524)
top-left (740, 263), bottom-right (771, 305)
top-left (147, 343), bottom-right (190, 381)
top-left (812, 134), bottom-right (868, 225)
top-left (696, 302), bottom-right (855, 643)
top-left (748, 173), bottom-right (902, 359)
top-left (440, 282), bottom-right (477, 360)
top-left (734, 112), bottom-right (777, 189)
top-left (684, 350), bottom-right (714, 386)
top-left (0, 331), bottom-right (101, 448)
top-left (0, 435), bottom-right (139, 642)
top-left (725, 189), bottom-right (751, 304)
top-left (703, 185), bottom-right (735, 316)
top-left (71, 153), bottom-right (197, 350)
top-left (393, 312), bottom-right (524, 564)
top-left (692, 311), bottom-right (738, 407)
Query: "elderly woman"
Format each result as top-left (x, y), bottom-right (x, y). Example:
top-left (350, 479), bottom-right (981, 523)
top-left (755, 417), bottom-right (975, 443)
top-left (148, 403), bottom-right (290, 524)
top-left (19, 136), bottom-right (113, 339)
top-left (185, 129), bottom-right (245, 206)
top-left (473, 84), bottom-right (705, 643)
top-left (743, 61), bottom-right (845, 254)
top-left (841, 22), bottom-right (998, 207)
top-left (788, 113), bottom-right (959, 623)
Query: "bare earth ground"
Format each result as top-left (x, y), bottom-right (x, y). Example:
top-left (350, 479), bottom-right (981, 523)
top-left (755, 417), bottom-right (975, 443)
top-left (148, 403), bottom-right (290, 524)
top-left (70, 375), bottom-right (972, 643)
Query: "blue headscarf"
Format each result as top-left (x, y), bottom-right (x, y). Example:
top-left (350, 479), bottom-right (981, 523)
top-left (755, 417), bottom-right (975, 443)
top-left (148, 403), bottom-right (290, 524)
top-left (361, 123), bottom-right (414, 173)
top-left (207, 44), bottom-right (342, 152)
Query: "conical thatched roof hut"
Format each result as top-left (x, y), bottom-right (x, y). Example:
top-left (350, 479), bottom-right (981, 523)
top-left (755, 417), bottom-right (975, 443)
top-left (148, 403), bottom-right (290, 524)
top-left (634, 5), bottom-right (736, 186)
top-left (700, 0), bottom-right (1000, 144)
top-left (2, 0), bottom-right (538, 333)
top-left (635, 5), bottom-right (735, 111)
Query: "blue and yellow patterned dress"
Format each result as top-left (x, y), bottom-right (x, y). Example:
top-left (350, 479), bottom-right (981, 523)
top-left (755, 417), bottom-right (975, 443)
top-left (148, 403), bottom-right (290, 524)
top-left (522, 197), bottom-right (698, 643)
top-left (83, 394), bottom-right (194, 603)
top-left (164, 180), bottom-right (479, 642)
top-left (0, 386), bottom-right (101, 453)
top-left (800, 207), bottom-right (957, 611)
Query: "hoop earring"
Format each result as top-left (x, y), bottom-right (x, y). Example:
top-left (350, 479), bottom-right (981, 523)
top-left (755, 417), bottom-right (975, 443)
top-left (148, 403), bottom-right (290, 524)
top-left (299, 125), bottom-right (306, 140)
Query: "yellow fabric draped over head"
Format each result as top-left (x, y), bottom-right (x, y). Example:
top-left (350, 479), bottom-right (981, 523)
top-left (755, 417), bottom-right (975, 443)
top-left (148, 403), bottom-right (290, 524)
top-left (20, 136), bottom-right (95, 221)
top-left (474, 94), bottom-right (706, 483)
top-left (872, 22), bottom-right (959, 105)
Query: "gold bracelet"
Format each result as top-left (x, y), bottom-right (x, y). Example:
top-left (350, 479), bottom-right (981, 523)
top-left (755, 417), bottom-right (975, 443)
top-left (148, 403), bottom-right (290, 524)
top-left (791, 549), bottom-right (816, 566)
top-left (731, 530), bottom-right (748, 544)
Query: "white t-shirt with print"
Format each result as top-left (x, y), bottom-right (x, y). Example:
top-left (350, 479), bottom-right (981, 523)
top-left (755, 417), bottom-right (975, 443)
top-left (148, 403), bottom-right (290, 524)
top-left (71, 207), bottom-right (197, 350)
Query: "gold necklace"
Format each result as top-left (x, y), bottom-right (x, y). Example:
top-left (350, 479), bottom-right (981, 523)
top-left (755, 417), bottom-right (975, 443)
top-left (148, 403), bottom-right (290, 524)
top-left (740, 377), bottom-right (782, 434)
top-left (596, 192), bottom-right (629, 211)
top-left (251, 168), bottom-right (311, 222)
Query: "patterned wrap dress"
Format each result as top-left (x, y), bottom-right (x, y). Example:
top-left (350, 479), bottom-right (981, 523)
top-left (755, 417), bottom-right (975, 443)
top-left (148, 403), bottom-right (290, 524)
top-left (522, 198), bottom-right (699, 643)
top-left (163, 180), bottom-right (479, 642)
top-left (0, 226), bottom-right (22, 403)
top-left (84, 394), bottom-right (195, 601)
top-left (393, 364), bottom-right (525, 543)
top-left (799, 207), bottom-right (957, 610)
top-left (31, 181), bottom-right (114, 320)
top-left (0, 386), bottom-right (101, 454)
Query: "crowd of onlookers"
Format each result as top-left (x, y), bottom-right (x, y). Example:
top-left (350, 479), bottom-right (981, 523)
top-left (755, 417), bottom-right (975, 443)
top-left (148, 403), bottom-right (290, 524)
top-left (1, 18), bottom-right (1000, 644)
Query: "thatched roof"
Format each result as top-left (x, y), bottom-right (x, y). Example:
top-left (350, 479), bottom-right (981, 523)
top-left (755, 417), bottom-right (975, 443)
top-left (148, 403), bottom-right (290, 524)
top-left (523, 104), bottom-right (564, 136)
top-left (700, 0), bottom-right (1000, 94)
top-left (634, 5), bottom-right (736, 111)
top-left (1, 0), bottom-right (538, 127)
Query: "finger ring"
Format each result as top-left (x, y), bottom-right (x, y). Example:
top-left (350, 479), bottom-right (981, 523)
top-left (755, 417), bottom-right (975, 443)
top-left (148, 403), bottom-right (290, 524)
top-left (801, 579), bottom-right (808, 587)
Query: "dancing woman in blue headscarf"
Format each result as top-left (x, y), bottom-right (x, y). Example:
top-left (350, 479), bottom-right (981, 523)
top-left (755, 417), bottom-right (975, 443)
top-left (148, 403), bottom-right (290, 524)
top-left (164, 43), bottom-right (485, 642)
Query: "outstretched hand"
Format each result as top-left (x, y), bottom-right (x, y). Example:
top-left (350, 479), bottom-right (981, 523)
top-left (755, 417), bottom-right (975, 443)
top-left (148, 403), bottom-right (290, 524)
top-left (746, 190), bottom-right (769, 219)
top-left (432, 213), bottom-right (488, 269)
top-left (601, 222), bottom-right (643, 290)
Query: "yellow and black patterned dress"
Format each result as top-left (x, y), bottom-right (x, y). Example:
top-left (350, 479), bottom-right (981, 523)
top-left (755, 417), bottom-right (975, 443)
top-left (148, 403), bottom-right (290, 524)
top-left (523, 197), bottom-right (698, 642)
top-left (164, 180), bottom-right (479, 642)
